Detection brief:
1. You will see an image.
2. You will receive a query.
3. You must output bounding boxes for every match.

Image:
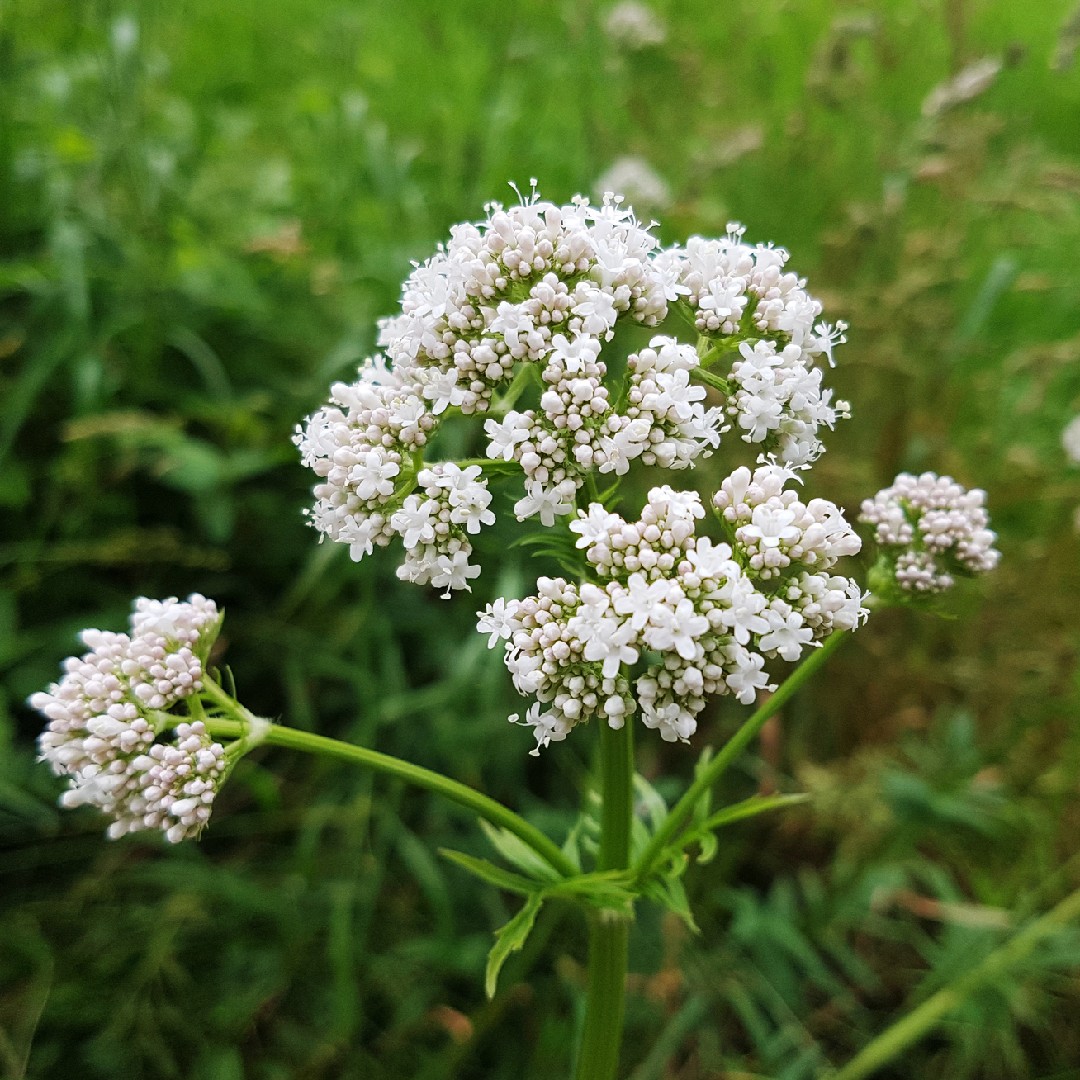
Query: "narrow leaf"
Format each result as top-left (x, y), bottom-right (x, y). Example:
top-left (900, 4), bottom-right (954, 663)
top-left (633, 773), bottom-right (669, 832)
top-left (479, 820), bottom-right (563, 884)
top-left (545, 870), bottom-right (636, 914)
top-left (485, 893), bottom-right (543, 998)
top-left (438, 849), bottom-right (534, 896)
top-left (644, 872), bottom-right (698, 932)
top-left (693, 792), bottom-right (810, 837)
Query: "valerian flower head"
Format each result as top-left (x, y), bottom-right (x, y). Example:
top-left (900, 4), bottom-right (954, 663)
top-left (31, 595), bottom-right (253, 843)
top-left (860, 472), bottom-right (1000, 598)
top-left (295, 187), bottom-right (851, 598)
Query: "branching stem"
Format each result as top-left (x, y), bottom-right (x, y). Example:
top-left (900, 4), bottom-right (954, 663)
top-left (201, 693), bottom-right (576, 879)
top-left (632, 630), bottom-right (847, 886)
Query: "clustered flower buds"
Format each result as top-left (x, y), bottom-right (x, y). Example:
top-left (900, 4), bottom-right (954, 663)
top-left (32, 595), bottom-right (231, 843)
top-left (859, 472), bottom-right (1000, 595)
top-left (479, 470), bottom-right (867, 752)
top-left (291, 187), bottom-right (1000, 753)
top-left (295, 188), bottom-right (849, 595)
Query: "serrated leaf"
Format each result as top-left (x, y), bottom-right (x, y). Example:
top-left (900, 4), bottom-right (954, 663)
top-left (485, 892), bottom-right (543, 998)
top-left (479, 820), bottom-right (563, 884)
top-left (439, 849), bottom-right (535, 896)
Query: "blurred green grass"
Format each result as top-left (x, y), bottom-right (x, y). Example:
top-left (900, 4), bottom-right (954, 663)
top-left (2, 1), bottom-right (1079, 1077)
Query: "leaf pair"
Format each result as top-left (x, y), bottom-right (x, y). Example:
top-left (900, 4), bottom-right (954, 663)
top-left (441, 820), bottom-right (635, 997)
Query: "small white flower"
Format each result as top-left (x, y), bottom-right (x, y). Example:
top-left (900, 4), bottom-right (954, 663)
top-left (477, 598), bottom-right (519, 648)
top-left (390, 497), bottom-right (436, 550)
top-left (514, 480), bottom-right (576, 526)
top-left (421, 369), bottom-right (467, 414)
top-left (431, 549), bottom-right (482, 597)
top-left (485, 411), bottom-right (532, 462)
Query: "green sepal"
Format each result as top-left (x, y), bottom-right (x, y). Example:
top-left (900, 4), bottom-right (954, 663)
top-left (195, 609), bottom-right (225, 665)
top-left (485, 892), bottom-right (544, 998)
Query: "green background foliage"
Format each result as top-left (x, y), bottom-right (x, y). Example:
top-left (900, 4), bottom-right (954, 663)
top-left (2, 1), bottom-right (1079, 1076)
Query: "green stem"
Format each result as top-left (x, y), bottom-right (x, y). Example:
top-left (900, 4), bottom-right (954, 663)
top-left (598, 720), bottom-right (634, 873)
top-left (202, 706), bottom-right (576, 879)
top-left (632, 630), bottom-right (848, 886)
top-left (827, 885), bottom-right (1080, 1080)
top-left (454, 457), bottom-right (520, 472)
top-left (574, 720), bottom-right (635, 1080)
top-left (491, 360), bottom-right (541, 415)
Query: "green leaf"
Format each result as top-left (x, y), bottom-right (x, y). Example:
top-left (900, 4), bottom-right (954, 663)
top-left (479, 820), bottom-right (563, 884)
top-left (544, 870), bottom-right (636, 915)
top-left (559, 827), bottom-right (582, 872)
top-left (644, 867), bottom-right (698, 932)
top-left (695, 830), bottom-right (719, 866)
top-left (673, 793), bottom-right (810, 860)
top-left (438, 849), bottom-right (535, 896)
top-left (633, 773), bottom-right (669, 833)
top-left (485, 892), bottom-right (543, 998)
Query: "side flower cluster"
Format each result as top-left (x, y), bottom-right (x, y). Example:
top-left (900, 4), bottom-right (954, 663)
top-left (478, 468), bottom-right (867, 752)
top-left (295, 189), bottom-right (850, 595)
top-left (859, 472), bottom-right (1000, 594)
top-left (32, 595), bottom-right (230, 843)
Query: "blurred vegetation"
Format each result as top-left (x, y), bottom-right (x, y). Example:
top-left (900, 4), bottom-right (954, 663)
top-left (2, 1), bottom-right (1079, 1077)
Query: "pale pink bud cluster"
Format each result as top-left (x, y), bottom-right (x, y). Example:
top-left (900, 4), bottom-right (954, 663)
top-left (860, 472), bottom-right (1000, 594)
top-left (32, 595), bottom-right (228, 842)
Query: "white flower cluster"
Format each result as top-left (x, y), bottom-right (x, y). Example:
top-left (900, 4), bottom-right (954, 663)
top-left (32, 595), bottom-right (228, 843)
top-left (860, 472), bottom-right (1000, 594)
top-left (378, 188), bottom-right (668, 412)
top-left (485, 334), bottom-right (725, 526)
top-left (295, 190), bottom-right (849, 596)
top-left (655, 229), bottom-right (849, 465)
top-left (479, 473), bottom-right (866, 752)
top-left (294, 357), bottom-right (437, 562)
top-left (392, 463), bottom-right (492, 595)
